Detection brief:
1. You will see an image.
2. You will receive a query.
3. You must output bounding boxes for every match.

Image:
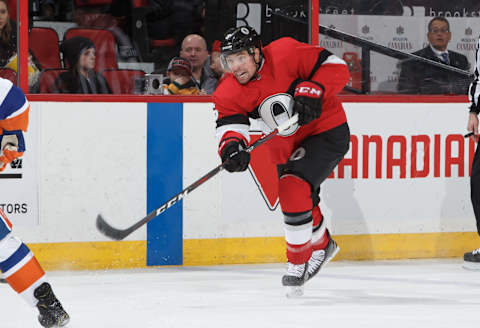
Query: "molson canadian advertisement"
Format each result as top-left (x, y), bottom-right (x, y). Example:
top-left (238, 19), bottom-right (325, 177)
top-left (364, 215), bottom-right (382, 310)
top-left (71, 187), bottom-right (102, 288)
top-left (317, 1), bottom-right (479, 92)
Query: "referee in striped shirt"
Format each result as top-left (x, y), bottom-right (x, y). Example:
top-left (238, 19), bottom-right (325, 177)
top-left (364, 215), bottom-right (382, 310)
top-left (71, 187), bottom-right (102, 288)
top-left (465, 37), bottom-right (480, 270)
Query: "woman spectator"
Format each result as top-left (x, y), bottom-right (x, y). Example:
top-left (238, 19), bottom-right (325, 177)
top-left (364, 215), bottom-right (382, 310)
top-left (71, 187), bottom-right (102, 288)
top-left (53, 36), bottom-right (111, 94)
top-left (0, 0), bottom-right (42, 91)
top-left (0, 0), bottom-right (16, 67)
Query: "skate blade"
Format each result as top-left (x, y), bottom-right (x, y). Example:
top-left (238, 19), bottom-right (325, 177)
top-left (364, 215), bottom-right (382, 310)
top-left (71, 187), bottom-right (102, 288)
top-left (60, 316), bottom-right (70, 327)
top-left (285, 286), bottom-right (304, 298)
top-left (462, 261), bottom-right (480, 271)
top-left (326, 245), bottom-right (340, 265)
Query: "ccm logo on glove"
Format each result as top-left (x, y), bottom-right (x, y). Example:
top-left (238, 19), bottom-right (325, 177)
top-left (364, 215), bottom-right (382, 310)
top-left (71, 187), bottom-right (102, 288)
top-left (295, 83), bottom-right (324, 97)
top-left (293, 81), bottom-right (325, 126)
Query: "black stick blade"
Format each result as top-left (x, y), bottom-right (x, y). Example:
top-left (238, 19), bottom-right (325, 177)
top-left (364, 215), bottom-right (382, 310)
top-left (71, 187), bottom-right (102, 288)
top-left (96, 214), bottom-right (130, 240)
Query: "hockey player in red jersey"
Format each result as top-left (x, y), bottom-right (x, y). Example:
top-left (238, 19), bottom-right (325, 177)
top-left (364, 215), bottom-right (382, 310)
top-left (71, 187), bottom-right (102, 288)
top-left (213, 26), bottom-right (350, 296)
top-left (0, 77), bottom-right (70, 327)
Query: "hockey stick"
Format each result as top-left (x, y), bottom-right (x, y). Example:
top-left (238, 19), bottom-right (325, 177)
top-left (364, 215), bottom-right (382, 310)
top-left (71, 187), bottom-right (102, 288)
top-left (96, 114), bottom-right (299, 240)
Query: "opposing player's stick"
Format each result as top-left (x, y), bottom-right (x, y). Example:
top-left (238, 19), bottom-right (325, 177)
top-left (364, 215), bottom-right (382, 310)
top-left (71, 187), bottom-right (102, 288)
top-left (96, 114), bottom-right (299, 240)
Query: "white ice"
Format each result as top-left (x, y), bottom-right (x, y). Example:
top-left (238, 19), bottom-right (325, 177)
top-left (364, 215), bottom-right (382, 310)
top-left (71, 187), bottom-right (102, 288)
top-left (1, 259), bottom-right (479, 328)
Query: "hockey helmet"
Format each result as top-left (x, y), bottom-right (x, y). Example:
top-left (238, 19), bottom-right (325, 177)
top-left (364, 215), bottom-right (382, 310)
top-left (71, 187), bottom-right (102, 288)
top-left (220, 26), bottom-right (262, 56)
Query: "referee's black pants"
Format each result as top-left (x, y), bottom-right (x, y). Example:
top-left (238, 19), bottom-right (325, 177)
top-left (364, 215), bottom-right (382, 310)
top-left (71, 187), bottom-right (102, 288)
top-left (471, 143), bottom-right (480, 236)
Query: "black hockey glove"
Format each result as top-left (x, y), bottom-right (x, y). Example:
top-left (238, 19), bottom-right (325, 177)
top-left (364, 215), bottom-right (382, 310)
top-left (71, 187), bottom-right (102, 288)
top-left (220, 140), bottom-right (250, 173)
top-left (293, 81), bottom-right (325, 126)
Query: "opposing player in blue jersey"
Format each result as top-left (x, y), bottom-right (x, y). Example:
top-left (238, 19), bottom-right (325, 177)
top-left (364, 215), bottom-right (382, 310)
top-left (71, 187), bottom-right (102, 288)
top-left (0, 77), bottom-right (70, 327)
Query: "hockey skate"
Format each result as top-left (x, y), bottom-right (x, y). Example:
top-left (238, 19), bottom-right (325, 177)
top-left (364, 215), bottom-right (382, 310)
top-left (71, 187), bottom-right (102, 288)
top-left (306, 238), bottom-right (339, 281)
top-left (282, 262), bottom-right (308, 298)
top-left (34, 282), bottom-right (70, 327)
top-left (463, 248), bottom-right (480, 270)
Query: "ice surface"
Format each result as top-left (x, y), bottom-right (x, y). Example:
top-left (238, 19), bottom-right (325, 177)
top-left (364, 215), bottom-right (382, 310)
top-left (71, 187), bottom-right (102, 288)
top-left (1, 259), bottom-right (479, 328)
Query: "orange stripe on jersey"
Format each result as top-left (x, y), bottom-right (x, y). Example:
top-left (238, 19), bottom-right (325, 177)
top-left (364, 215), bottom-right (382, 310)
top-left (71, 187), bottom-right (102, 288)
top-left (6, 256), bottom-right (45, 293)
top-left (0, 207), bottom-right (13, 229)
top-left (0, 105), bottom-right (30, 132)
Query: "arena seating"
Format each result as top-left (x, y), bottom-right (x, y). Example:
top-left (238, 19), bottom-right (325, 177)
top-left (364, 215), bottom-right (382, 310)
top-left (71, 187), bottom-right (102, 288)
top-left (29, 27), bottom-right (62, 70)
top-left (131, 0), bottom-right (176, 61)
top-left (0, 68), bottom-right (17, 84)
top-left (102, 69), bottom-right (145, 94)
top-left (39, 69), bottom-right (67, 93)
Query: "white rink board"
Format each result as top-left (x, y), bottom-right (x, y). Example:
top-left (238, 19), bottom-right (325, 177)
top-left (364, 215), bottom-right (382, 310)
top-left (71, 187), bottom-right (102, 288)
top-left (13, 102), bottom-right (148, 243)
top-left (183, 102), bottom-right (477, 238)
top-left (5, 101), bottom-right (476, 245)
top-left (327, 102), bottom-right (475, 235)
top-left (182, 103), bottom-right (222, 239)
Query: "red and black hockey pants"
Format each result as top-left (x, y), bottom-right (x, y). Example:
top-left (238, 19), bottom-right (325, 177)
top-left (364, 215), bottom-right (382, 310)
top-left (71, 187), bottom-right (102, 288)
top-left (277, 122), bottom-right (350, 264)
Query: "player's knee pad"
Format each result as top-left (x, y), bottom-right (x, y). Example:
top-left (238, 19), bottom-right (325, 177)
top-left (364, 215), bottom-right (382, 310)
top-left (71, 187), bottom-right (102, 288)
top-left (278, 174), bottom-right (313, 213)
top-left (0, 233), bottom-right (45, 299)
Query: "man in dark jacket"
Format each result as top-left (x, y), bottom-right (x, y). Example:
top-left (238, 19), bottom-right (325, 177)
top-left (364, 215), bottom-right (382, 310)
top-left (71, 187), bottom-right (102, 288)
top-left (397, 16), bottom-right (470, 95)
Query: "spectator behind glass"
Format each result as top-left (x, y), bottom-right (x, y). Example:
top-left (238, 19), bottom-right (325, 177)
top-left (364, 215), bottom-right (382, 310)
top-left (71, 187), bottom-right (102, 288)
top-left (53, 36), bottom-right (111, 94)
top-left (35, 0), bottom-right (74, 21)
top-left (147, 0), bottom-right (204, 44)
top-left (397, 16), bottom-right (470, 95)
top-left (209, 40), bottom-right (226, 80)
top-left (32, 0), bottom-right (57, 20)
top-left (162, 56), bottom-right (201, 95)
top-left (145, 0), bottom-right (204, 72)
top-left (5, 51), bottom-right (41, 92)
top-left (0, 0), bottom-right (16, 67)
top-left (72, 0), bottom-right (139, 62)
top-left (180, 34), bottom-right (217, 94)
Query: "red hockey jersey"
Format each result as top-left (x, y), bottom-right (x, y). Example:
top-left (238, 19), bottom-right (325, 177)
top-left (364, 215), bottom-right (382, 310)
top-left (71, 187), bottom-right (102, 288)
top-left (213, 37), bottom-right (349, 164)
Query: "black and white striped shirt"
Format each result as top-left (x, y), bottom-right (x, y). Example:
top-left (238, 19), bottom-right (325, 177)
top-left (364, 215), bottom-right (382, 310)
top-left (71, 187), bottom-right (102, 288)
top-left (469, 38), bottom-right (480, 114)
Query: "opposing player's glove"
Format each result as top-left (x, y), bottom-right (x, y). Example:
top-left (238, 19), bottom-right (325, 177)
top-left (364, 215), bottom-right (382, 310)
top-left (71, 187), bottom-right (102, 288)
top-left (0, 134), bottom-right (24, 171)
top-left (0, 145), bottom-right (23, 171)
top-left (293, 81), bottom-right (325, 126)
top-left (220, 140), bottom-right (250, 173)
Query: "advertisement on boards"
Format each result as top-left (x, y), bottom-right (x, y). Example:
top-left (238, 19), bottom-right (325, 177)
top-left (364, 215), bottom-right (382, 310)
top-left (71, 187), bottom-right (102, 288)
top-left (215, 102), bottom-right (475, 238)
top-left (0, 105), bottom-right (39, 227)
